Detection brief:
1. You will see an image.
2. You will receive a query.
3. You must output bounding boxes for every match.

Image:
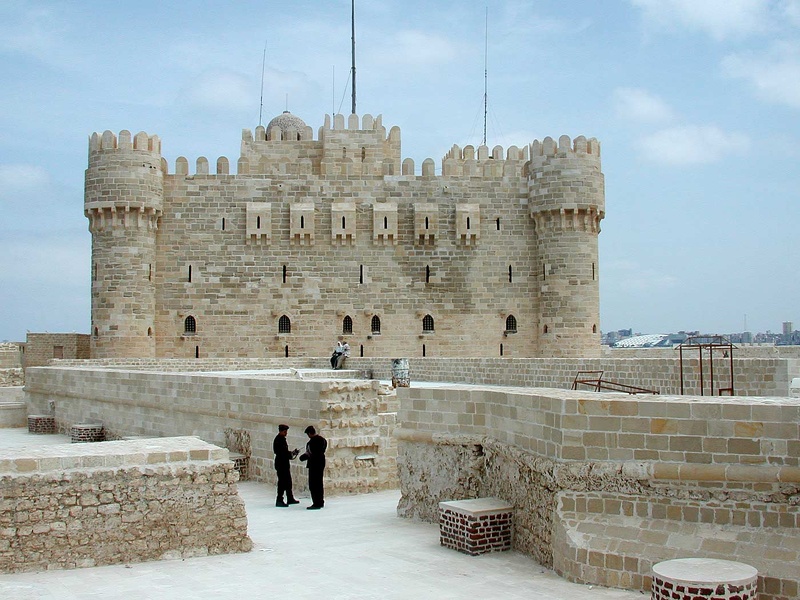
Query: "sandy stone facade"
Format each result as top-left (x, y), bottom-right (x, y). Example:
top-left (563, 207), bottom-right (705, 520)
top-left (0, 437), bottom-right (252, 573)
top-left (85, 114), bottom-right (604, 361)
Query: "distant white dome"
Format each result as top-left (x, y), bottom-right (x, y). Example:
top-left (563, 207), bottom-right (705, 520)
top-left (266, 111), bottom-right (307, 139)
top-left (612, 334), bottom-right (670, 348)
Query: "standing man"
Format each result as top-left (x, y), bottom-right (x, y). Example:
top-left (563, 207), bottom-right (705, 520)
top-left (299, 425), bottom-right (328, 509)
top-left (273, 424), bottom-right (300, 507)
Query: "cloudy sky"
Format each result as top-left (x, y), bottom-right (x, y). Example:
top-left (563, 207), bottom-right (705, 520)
top-left (1, 0), bottom-right (798, 342)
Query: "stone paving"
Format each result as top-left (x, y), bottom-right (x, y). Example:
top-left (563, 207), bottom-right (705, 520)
top-left (0, 428), bottom-right (641, 600)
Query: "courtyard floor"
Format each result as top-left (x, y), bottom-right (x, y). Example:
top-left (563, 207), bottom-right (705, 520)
top-left (0, 427), bottom-right (641, 600)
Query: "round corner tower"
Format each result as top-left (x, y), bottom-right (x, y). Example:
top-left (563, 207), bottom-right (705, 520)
top-left (85, 129), bottom-right (163, 358)
top-left (528, 135), bottom-right (605, 358)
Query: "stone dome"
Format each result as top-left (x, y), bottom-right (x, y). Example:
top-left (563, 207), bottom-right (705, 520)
top-left (266, 111), bottom-right (307, 139)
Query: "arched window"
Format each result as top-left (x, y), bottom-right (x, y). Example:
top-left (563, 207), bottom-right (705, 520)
top-left (543, 325), bottom-right (549, 334)
top-left (383, 216), bottom-right (388, 229)
top-left (147, 327), bottom-right (153, 337)
top-left (592, 324), bottom-right (597, 333)
top-left (278, 315), bottom-right (291, 334)
top-left (422, 314), bottom-right (435, 332)
top-left (505, 315), bottom-right (517, 333)
top-left (343, 315), bottom-right (353, 334)
top-left (371, 315), bottom-right (381, 334)
top-left (184, 316), bottom-right (196, 335)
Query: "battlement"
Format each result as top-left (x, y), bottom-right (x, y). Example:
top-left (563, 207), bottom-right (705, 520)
top-left (89, 130), bottom-right (161, 156)
top-left (529, 135), bottom-right (600, 161)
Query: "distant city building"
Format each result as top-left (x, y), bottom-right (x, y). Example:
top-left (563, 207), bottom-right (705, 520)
top-left (783, 321), bottom-right (793, 335)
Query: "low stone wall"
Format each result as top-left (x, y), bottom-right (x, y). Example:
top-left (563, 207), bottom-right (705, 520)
top-left (0, 436), bottom-right (252, 572)
top-left (50, 355), bottom-right (799, 397)
top-left (395, 385), bottom-right (800, 597)
top-left (24, 366), bottom-right (398, 495)
top-left (0, 369), bottom-right (24, 387)
top-left (0, 387), bottom-right (26, 428)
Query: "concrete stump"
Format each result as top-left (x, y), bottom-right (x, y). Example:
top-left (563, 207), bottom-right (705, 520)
top-left (652, 558), bottom-right (758, 600)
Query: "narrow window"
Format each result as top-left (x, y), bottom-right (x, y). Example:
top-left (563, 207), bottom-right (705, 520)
top-left (188, 265), bottom-right (192, 282)
top-left (496, 218), bottom-right (500, 231)
top-left (301, 215), bottom-right (305, 229)
top-left (592, 324), bottom-right (597, 333)
top-left (278, 315), bottom-right (291, 334)
top-left (466, 217), bottom-right (471, 230)
top-left (371, 315), bottom-right (381, 334)
top-left (506, 315), bottom-right (517, 333)
top-left (508, 265), bottom-right (513, 283)
top-left (285, 345), bottom-right (289, 357)
top-left (425, 216), bottom-right (429, 229)
top-left (592, 262), bottom-right (596, 281)
top-left (543, 325), bottom-right (548, 334)
top-left (342, 147), bottom-right (346, 158)
top-left (425, 265), bottom-right (430, 283)
top-left (343, 316), bottom-right (353, 334)
top-left (422, 344), bottom-right (426, 357)
top-left (93, 326), bottom-right (98, 337)
top-left (360, 344), bottom-right (364, 357)
top-left (500, 343), bottom-right (504, 356)
top-left (257, 216), bottom-right (261, 229)
top-left (93, 263), bottom-right (97, 281)
top-left (148, 264), bottom-right (152, 281)
top-left (383, 216), bottom-right (388, 229)
top-left (282, 265), bottom-right (287, 283)
top-left (222, 217), bottom-right (226, 231)
top-left (342, 216), bottom-right (346, 229)
top-left (542, 264), bottom-right (546, 280)
top-left (361, 147), bottom-right (366, 161)
top-left (360, 265), bottom-right (364, 284)
top-left (195, 345), bottom-right (199, 358)
top-left (184, 316), bottom-right (196, 335)
top-left (147, 327), bottom-right (153, 337)
top-left (422, 314), bottom-right (434, 332)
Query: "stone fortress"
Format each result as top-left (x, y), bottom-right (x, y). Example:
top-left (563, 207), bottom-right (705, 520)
top-left (1, 111), bottom-right (799, 599)
top-left (85, 111), bottom-right (603, 360)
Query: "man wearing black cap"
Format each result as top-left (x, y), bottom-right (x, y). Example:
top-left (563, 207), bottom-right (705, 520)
top-left (273, 424), bottom-right (300, 507)
top-left (299, 425), bottom-right (328, 509)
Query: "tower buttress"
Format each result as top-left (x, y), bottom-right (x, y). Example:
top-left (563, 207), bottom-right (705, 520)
top-left (85, 130), bottom-right (163, 358)
top-left (529, 135), bottom-right (605, 358)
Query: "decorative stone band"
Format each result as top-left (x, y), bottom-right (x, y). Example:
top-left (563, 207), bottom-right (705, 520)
top-left (651, 558), bottom-right (758, 600)
top-left (653, 462), bottom-right (800, 484)
top-left (439, 498), bottom-right (514, 556)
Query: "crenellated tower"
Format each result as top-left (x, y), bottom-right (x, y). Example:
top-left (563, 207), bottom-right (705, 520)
top-left (528, 135), bottom-right (605, 358)
top-left (84, 130), bottom-right (163, 358)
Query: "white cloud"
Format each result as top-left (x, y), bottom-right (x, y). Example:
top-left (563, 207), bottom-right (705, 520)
top-left (372, 30), bottom-right (458, 66)
top-left (612, 87), bottom-right (676, 123)
top-left (630, 0), bottom-right (771, 40)
top-left (183, 70), bottom-right (255, 112)
top-left (637, 125), bottom-right (750, 165)
top-left (0, 164), bottom-right (51, 204)
top-left (723, 41), bottom-right (800, 109)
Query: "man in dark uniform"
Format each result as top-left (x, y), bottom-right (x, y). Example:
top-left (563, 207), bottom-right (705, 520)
top-left (273, 424), bottom-right (299, 507)
top-left (299, 425), bottom-right (327, 510)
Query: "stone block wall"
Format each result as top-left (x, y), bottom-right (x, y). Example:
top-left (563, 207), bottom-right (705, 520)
top-left (24, 366), bottom-right (398, 495)
top-left (0, 437), bottom-right (252, 572)
top-left (394, 385), bottom-right (800, 596)
top-left (23, 333), bottom-right (90, 369)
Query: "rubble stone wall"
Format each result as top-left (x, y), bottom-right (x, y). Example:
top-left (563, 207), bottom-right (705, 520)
top-left (0, 437), bottom-right (252, 573)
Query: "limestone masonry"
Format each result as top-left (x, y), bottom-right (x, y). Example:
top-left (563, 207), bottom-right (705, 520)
top-left (85, 113), bottom-right (604, 360)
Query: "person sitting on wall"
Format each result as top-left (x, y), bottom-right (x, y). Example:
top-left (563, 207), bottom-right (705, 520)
top-left (330, 341), bottom-right (343, 369)
top-left (334, 342), bottom-right (350, 370)
top-left (299, 425), bottom-right (328, 509)
top-left (273, 424), bottom-right (300, 507)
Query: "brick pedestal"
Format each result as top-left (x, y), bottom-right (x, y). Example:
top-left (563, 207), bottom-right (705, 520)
top-left (27, 415), bottom-right (56, 434)
top-left (652, 558), bottom-right (758, 600)
top-left (439, 497), bottom-right (513, 556)
top-left (70, 423), bottom-right (105, 443)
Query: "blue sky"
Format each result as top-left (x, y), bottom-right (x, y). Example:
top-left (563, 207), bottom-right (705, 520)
top-left (1, 0), bottom-right (798, 342)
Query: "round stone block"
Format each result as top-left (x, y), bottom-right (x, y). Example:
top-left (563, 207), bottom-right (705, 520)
top-left (652, 558), bottom-right (758, 600)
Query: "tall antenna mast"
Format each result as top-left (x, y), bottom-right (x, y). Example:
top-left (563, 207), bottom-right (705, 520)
top-left (482, 7), bottom-right (488, 146)
top-left (258, 39), bottom-right (267, 126)
top-left (351, 0), bottom-right (357, 115)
